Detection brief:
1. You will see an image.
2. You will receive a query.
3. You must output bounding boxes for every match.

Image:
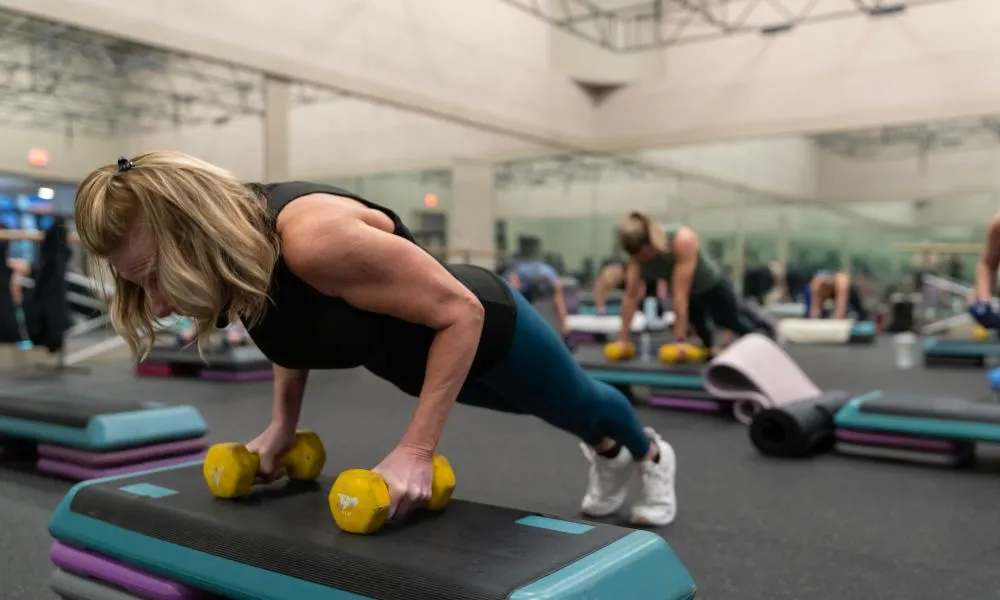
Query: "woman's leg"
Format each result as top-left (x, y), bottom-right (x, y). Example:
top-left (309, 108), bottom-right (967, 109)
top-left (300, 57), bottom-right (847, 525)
top-left (737, 296), bottom-right (779, 341)
top-left (700, 280), bottom-right (758, 337)
top-left (847, 283), bottom-right (869, 321)
top-left (474, 289), bottom-right (676, 525)
top-left (687, 300), bottom-right (715, 348)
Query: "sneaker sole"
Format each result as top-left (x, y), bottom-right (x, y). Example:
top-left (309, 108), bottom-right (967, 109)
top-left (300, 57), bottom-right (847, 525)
top-left (629, 513), bottom-right (676, 527)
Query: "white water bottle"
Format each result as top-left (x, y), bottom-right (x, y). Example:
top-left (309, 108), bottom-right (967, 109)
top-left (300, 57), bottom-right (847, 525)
top-left (639, 331), bottom-right (652, 360)
top-left (643, 296), bottom-right (659, 326)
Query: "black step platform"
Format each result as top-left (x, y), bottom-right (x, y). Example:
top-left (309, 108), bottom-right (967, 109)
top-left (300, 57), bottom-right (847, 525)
top-left (136, 345), bottom-right (272, 381)
top-left (0, 389), bottom-right (207, 480)
top-left (575, 344), bottom-right (705, 389)
top-left (0, 389), bottom-right (206, 451)
top-left (922, 337), bottom-right (1000, 368)
top-left (49, 463), bottom-right (696, 600)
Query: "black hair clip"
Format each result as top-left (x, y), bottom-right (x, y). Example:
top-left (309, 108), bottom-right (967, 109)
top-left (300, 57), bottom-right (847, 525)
top-left (116, 156), bottom-right (134, 173)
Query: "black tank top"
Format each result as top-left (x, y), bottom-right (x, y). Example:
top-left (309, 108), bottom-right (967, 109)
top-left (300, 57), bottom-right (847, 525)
top-left (609, 260), bottom-right (658, 299)
top-left (245, 182), bottom-right (518, 396)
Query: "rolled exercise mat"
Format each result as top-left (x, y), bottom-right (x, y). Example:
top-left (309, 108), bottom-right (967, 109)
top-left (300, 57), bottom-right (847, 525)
top-left (703, 333), bottom-right (825, 424)
top-left (749, 391), bottom-right (852, 458)
top-left (50, 541), bottom-right (205, 600)
top-left (777, 318), bottom-right (854, 345)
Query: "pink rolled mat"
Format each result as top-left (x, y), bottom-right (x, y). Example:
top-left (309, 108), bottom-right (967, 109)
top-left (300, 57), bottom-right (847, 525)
top-left (703, 333), bottom-right (822, 425)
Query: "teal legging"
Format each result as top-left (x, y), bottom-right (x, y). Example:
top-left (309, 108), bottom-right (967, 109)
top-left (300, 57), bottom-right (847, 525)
top-left (460, 287), bottom-right (651, 460)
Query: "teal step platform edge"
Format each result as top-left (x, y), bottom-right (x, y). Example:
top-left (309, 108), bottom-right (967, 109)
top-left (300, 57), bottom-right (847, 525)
top-left (923, 337), bottom-right (1000, 357)
top-left (0, 406), bottom-right (207, 451)
top-left (834, 391), bottom-right (1000, 442)
top-left (577, 305), bottom-right (622, 316)
top-left (587, 370), bottom-right (704, 390)
top-left (851, 321), bottom-right (876, 337)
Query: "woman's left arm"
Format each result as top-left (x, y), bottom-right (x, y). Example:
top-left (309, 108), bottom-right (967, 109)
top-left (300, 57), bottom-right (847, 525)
top-left (283, 211), bottom-right (485, 457)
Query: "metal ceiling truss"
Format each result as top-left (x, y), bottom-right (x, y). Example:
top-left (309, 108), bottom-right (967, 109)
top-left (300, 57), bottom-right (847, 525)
top-left (814, 116), bottom-right (1000, 160)
top-left (0, 8), bottom-right (342, 138)
top-left (495, 0), bottom-right (968, 52)
top-left (495, 154), bottom-right (660, 189)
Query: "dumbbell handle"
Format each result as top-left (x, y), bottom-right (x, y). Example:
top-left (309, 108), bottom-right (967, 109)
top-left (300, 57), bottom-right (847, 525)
top-left (244, 447), bottom-right (302, 477)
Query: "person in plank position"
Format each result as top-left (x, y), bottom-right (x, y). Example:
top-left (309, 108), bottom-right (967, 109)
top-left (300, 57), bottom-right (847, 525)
top-left (612, 211), bottom-right (773, 351)
top-left (803, 270), bottom-right (869, 321)
top-left (73, 152), bottom-right (677, 527)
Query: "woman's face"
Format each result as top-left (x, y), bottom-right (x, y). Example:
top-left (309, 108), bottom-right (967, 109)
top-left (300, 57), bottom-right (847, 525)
top-left (107, 225), bottom-right (174, 319)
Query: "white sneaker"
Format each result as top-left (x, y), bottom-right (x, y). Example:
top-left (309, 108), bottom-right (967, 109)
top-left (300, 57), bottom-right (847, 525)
top-left (580, 442), bottom-right (636, 517)
top-left (629, 427), bottom-right (677, 527)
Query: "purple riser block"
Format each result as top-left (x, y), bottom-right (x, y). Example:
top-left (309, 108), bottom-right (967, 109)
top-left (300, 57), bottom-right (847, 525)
top-left (199, 369), bottom-right (273, 382)
top-left (650, 396), bottom-right (724, 412)
top-left (567, 332), bottom-right (600, 344)
top-left (136, 363), bottom-right (173, 377)
top-left (835, 428), bottom-right (958, 453)
top-left (37, 451), bottom-right (205, 481)
top-left (50, 541), bottom-right (204, 600)
top-left (37, 437), bottom-right (208, 467)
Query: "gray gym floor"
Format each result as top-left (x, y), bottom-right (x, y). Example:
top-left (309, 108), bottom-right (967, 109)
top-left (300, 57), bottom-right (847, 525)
top-left (3, 341), bottom-right (1000, 600)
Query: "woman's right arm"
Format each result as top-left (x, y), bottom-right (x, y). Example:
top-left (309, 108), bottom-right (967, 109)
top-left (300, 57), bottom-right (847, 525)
top-left (617, 261), bottom-right (643, 343)
top-left (272, 365), bottom-right (310, 427)
top-left (593, 265), bottom-right (618, 313)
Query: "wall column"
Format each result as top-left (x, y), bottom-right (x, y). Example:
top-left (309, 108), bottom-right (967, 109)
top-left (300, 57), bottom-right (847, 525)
top-left (449, 160), bottom-right (496, 269)
top-left (263, 76), bottom-right (291, 182)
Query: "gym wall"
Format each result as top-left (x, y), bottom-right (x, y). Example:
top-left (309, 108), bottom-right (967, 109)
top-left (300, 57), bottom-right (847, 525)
top-left (5, 0), bottom-right (591, 152)
top-left (0, 0), bottom-right (994, 286)
top-left (595, 0), bottom-right (1000, 149)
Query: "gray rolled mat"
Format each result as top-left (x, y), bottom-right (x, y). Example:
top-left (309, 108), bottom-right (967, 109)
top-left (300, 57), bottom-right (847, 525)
top-left (703, 333), bottom-right (822, 424)
top-left (50, 569), bottom-right (144, 600)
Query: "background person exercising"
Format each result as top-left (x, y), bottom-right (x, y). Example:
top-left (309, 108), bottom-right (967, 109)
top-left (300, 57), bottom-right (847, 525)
top-left (613, 212), bottom-right (770, 351)
top-left (503, 258), bottom-right (568, 336)
top-left (970, 214), bottom-right (1000, 328)
top-left (803, 270), bottom-right (869, 321)
top-left (592, 260), bottom-right (667, 317)
top-left (73, 152), bottom-right (676, 528)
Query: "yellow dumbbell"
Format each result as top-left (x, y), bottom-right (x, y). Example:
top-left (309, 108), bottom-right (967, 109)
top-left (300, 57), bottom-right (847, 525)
top-left (202, 430), bottom-right (327, 499)
top-left (659, 343), bottom-right (708, 364)
top-left (973, 325), bottom-right (991, 342)
top-left (328, 453), bottom-right (457, 535)
top-left (604, 341), bottom-right (636, 361)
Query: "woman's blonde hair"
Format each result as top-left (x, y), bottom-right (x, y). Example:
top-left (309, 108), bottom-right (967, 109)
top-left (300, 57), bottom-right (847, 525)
top-left (616, 211), bottom-right (667, 255)
top-left (74, 151), bottom-right (281, 358)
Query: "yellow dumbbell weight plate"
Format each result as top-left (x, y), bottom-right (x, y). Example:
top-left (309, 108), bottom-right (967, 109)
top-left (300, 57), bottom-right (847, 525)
top-left (603, 342), bottom-right (636, 361)
top-left (203, 443), bottom-right (260, 499)
top-left (428, 454), bottom-right (457, 511)
top-left (329, 469), bottom-right (393, 535)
